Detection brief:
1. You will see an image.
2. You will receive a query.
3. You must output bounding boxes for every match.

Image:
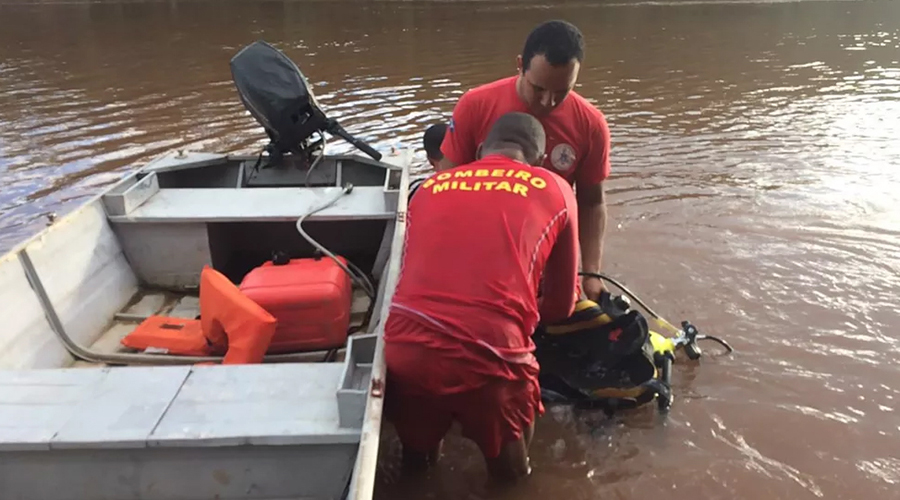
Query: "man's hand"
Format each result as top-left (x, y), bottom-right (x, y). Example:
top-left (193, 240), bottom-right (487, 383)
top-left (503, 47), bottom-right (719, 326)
top-left (581, 274), bottom-right (607, 302)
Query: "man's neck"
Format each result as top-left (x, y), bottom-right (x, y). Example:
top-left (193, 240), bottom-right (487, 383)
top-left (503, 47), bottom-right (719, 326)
top-left (482, 148), bottom-right (529, 165)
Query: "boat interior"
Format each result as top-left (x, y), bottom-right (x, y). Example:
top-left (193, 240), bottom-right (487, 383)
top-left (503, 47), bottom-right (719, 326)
top-left (2, 147), bottom-right (409, 370)
top-left (87, 148), bottom-right (408, 368)
top-left (0, 147), bottom-right (411, 500)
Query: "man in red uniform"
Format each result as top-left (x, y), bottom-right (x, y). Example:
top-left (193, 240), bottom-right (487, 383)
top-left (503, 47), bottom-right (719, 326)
top-left (384, 112), bottom-right (580, 481)
top-left (439, 19), bottom-right (611, 301)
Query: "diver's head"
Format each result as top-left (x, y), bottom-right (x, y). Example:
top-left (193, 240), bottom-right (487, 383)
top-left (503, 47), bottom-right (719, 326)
top-left (423, 123), bottom-right (448, 169)
top-left (476, 112), bottom-right (547, 166)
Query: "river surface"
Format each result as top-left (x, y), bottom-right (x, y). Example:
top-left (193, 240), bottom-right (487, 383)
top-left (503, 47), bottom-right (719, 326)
top-left (1, 0), bottom-right (899, 498)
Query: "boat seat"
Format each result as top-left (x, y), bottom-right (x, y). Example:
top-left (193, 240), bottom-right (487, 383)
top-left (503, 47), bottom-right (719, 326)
top-left (106, 186), bottom-right (398, 223)
top-left (121, 266), bottom-right (277, 364)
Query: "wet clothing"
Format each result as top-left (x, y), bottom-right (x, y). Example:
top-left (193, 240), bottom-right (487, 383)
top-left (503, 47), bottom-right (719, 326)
top-left (384, 154), bottom-right (579, 458)
top-left (441, 75), bottom-right (612, 186)
top-left (385, 315), bottom-right (542, 459)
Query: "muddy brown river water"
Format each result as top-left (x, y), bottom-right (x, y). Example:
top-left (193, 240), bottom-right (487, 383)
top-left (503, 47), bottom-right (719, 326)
top-left (1, 0), bottom-right (899, 499)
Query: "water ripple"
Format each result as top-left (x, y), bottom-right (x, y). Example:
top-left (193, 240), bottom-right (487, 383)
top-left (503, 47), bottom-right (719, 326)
top-left (1, 1), bottom-right (900, 499)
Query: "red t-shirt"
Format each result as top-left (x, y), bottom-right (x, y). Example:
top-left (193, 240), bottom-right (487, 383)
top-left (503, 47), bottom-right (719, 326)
top-left (384, 154), bottom-right (579, 392)
top-left (441, 76), bottom-right (611, 186)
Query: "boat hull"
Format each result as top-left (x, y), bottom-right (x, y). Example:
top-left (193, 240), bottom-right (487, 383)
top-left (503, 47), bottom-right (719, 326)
top-left (0, 148), bottom-right (412, 500)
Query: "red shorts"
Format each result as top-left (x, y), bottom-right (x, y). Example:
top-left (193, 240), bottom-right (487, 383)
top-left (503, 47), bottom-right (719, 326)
top-left (384, 339), bottom-right (542, 459)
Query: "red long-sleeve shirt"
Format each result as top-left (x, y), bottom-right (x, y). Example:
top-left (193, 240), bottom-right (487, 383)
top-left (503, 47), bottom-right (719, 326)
top-left (384, 154), bottom-right (579, 392)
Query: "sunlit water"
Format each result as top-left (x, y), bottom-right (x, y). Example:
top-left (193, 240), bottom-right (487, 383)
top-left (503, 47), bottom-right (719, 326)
top-left (1, 0), bottom-right (898, 499)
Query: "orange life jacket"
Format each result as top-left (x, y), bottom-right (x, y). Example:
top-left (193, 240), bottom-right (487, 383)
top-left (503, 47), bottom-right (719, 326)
top-left (120, 266), bottom-right (277, 364)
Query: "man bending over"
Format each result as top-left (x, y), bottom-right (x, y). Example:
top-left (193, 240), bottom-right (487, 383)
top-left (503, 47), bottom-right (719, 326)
top-left (383, 112), bottom-right (580, 481)
top-left (439, 20), bottom-right (611, 300)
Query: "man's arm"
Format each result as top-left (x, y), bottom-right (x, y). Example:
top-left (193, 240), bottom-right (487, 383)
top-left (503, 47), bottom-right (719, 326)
top-left (576, 182), bottom-right (607, 298)
top-left (574, 111), bottom-right (612, 300)
top-left (539, 178), bottom-right (580, 324)
top-left (437, 92), bottom-right (480, 171)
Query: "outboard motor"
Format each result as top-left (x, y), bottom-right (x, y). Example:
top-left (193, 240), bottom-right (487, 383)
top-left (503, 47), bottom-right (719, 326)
top-left (230, 40), bottom-right (382, 167)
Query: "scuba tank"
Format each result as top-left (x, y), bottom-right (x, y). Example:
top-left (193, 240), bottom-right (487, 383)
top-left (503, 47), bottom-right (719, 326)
top-left (533, 291), bottom-right (674, 414)
top-left (534, 272), bottom-right (733, 416)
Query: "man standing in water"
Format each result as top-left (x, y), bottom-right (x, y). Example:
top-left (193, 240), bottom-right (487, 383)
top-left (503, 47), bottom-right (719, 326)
top-left (439, 19), bottom-right (611, 301)
top-left (409, 123), bottom-right (449, 199)
top-left (423, 122), bottom-right (448, 169)
top-left (384, 112), bottom-right (579, 481)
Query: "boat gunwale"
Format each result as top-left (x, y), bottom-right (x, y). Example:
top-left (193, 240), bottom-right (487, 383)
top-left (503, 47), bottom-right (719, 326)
top-left (345, 147), bottom-right (411, 500)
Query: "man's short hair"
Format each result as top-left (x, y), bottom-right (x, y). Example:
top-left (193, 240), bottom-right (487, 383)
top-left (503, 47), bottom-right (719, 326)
top-left (423, 123), bottom-right (448, 161)
top-left (522, 20), bottom-right (585, 71)
top-left (482, 112), bottom-right (546, 165)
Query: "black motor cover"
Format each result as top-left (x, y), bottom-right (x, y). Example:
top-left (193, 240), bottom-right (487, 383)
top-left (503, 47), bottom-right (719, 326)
top-left (230, 40), bottom-right (327, 156)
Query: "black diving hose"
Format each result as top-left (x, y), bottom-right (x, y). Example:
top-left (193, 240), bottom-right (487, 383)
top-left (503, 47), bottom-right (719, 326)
top-left (579, 271), bottom-right (734, 354)
top-left (579, 271), bottom-right (682, 336)
top-left (579, 271), bottom-right (668, 322)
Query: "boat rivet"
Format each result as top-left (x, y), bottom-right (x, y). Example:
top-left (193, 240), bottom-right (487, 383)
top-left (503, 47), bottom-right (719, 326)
top-left (371, 378), bottom-right (384, 398)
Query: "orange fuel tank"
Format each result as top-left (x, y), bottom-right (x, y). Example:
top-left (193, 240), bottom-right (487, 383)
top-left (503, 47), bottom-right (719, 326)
top-left (239, 256), bottom-right (354, 353)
